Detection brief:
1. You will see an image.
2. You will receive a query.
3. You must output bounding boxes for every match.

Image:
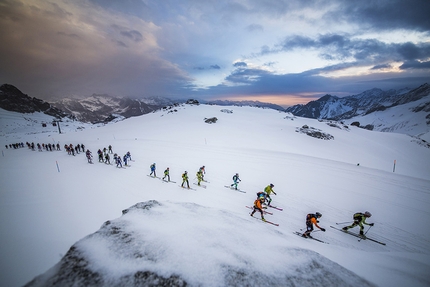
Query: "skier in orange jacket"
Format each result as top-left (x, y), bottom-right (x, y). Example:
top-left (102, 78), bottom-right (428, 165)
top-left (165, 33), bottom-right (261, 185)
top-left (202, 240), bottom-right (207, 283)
top-left (250, 197), bottom-right (266, 221)
top-left (302, 212), bottom-right (325, 238)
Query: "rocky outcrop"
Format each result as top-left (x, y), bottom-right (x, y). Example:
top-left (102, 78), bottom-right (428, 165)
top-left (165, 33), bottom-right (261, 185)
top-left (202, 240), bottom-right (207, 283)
top-left (0, 84), bottom-right (69, 118)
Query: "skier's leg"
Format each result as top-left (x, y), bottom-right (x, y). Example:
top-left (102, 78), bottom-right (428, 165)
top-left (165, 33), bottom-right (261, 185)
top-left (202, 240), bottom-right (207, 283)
top-left (259, 208), bottom-right (265, 220)
top-left (359, 222), bottom-right (365, 235)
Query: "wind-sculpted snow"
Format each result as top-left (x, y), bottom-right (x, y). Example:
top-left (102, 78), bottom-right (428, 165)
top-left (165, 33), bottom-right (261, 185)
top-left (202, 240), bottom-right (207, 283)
top-left (25, 201), bottom-right (374, 287)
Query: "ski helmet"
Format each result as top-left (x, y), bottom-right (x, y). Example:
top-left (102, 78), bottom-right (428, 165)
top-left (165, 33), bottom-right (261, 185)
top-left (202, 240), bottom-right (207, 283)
top-left (270, 183), bottom-right (274, 187)
top-left (316, 212), bottom-right (322, 217)
top-left (364, 211), bottom-right (372, 217)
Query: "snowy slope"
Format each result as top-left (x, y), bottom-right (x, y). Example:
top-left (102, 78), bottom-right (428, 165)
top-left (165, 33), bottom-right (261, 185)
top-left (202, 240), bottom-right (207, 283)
top-left (0, 105), bottom-right (429, 287)
top-left (344, 96), bottom-right (430, 141)
top-left (0, 108), bottom-right (94, 138)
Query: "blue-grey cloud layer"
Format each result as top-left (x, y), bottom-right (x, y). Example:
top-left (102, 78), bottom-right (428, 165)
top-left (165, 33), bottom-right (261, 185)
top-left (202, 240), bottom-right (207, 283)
top-left (0, 0), bottom-right (429, 103)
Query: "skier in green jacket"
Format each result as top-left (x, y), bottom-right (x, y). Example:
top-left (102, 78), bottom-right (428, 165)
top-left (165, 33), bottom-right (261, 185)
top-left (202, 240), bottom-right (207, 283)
top-left (163, 167), bottom-right (170, 181)
top-left (196, 170), bottom-right (203, 186)
top-left (343, 211), bottom-right (374, 236)
top-left (181, 171), bottom-right (190, 189)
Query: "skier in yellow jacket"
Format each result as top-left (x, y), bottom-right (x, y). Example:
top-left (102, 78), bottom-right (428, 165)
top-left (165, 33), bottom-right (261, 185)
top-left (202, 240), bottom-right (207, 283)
top-left (264, 183), bottom-right (276, 206)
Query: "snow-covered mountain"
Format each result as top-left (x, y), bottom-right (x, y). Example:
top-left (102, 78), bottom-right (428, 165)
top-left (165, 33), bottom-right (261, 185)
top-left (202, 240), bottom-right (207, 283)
top-left (0, 84), bottom-right (71, 120)
top-left (285, 83), bottom-right (430, 138)
top-left (52, 94), bottom-right (174, 123)
top-left (0, 104), bottom-right (429, 287)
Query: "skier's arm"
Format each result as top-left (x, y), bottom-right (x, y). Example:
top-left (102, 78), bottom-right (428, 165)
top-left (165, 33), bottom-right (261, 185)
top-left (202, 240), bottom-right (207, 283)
top-left (363, 219), bottom-right (374, 226)
top-left (312, 218), bottom-right (322, 229)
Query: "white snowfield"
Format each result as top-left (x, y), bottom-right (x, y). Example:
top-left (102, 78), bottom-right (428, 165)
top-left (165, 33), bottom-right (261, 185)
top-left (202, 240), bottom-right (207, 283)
top-left (0, 104), bottom-right (429, 287)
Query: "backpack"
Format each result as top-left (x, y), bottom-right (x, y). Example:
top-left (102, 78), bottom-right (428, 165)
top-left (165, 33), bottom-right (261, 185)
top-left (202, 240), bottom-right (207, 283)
top-left (353, 213), bottom-right (363, 221)
top-left (306, 213), bottom-right (316, 221)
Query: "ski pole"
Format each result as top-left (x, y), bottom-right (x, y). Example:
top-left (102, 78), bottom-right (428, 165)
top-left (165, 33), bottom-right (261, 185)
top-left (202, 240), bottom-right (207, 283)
top-left (358, 225), bottom-right (372, 242)
top-left (335, 222), bottom-right (351, 225)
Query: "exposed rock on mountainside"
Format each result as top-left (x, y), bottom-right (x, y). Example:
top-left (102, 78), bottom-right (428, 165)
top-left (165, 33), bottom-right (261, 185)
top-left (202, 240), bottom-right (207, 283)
top-left (0, 84), bottom-right (69, 119)
top-left (296, 125), bottom-right (334, 140)
top-left (286, 83), bottom-right (430, 121)
top-left (204, 117), bottom-right (218, 124)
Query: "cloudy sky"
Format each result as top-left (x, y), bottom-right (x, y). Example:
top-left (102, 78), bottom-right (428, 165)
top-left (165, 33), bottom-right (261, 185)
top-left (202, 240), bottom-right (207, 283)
top-left (1, 0), bottom-right (429, 106)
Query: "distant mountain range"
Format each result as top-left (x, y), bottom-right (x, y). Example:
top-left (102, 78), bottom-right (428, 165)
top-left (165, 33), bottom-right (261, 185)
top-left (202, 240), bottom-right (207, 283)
top-left (51, 94), bottom-right (174, 123)
top-left (1, 83), bottom-right (429, 139)
top-left (0, 84), bottom-right (175, 123)
top-left (203, 99), bottom-right (284, 111)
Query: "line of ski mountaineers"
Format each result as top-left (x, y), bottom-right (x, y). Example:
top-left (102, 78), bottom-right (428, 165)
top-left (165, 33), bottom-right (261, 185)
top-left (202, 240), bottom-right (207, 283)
top-left (78, 144), bottom-right (132, 167)
top-left (8, 142), bottom-right (375, 239)
top-left (151, 164), bottom-right (375, 239)
top-left (11, 141), bottom-right (131, 168)
top-left (251, 183), bottom-right (373, 238)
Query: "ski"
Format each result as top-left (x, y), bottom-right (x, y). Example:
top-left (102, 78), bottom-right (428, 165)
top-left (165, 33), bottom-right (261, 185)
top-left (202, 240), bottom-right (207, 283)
top-left (330, 226), bottom-right (386, 245)
top-left (224, 186), bottom-right (246, 193)
top-left (245, 206), bottom-right (273, 215)
top-left (268, 205), bottom-right (283, 211)
top-left (250, 215), bottom-right (279, 226)
top-left (193, 183), bottom-right (207, 188)
top-left (147, 175), bottom-right (160, 179)
top-left (294, 232), bottom-right (328, 244)
top-left (161, 179), bottom-right (176, 183)
top-left (202, 180), bottom-right (210, 183)
top-left (178, 185), bottom-right (196, 191)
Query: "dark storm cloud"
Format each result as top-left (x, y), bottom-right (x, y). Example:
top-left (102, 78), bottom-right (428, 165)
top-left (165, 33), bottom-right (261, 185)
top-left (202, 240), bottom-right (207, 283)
top-left (336, 0), bottom-right (430, 32)
top-left (371, 64), bottom-right (393, 70)
top-left (193, 65), bottom-right (221, 70)
top-left (111, 24), bottom-right (144, 42)
top-left (0, 0), bottom-right (191, 100)
top-left (193, 66), bottom-right (430, 101)
top-left (276, 34), bottom-right (388, 61)
top-left (225, 67), bottom-right (271, 84)
top-left (400, 60), bottom-right (430, 70)
top-left (396, 42), bottom-right (430, 61)
top-left (264, 34), bottom-right (430, 70)
top-left (1, 0), bottom-right (429, 104)
top-left (233, 62), bottom-right (247, 67)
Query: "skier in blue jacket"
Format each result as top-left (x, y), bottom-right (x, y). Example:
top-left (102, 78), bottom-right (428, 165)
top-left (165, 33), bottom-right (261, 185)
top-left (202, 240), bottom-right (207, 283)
top-left (150, 163), bottom-right (156, 177)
